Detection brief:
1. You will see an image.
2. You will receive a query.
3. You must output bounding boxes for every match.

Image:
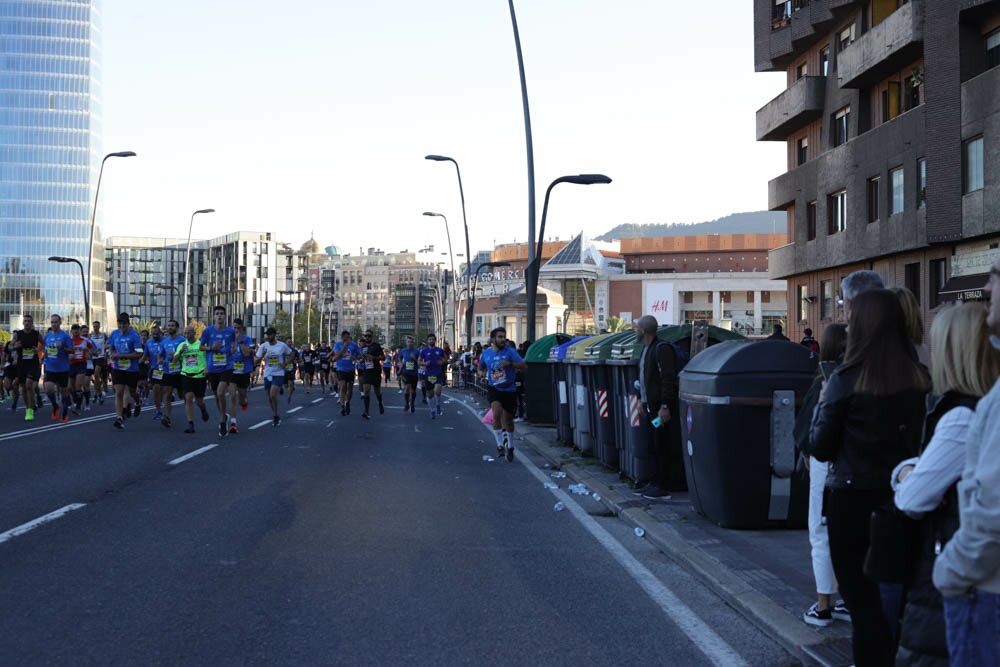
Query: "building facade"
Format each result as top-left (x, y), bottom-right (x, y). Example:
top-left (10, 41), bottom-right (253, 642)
top-left (756, 0), bottom-right (1000, 341)
top-left (1, 0), bottom-right (105, 328)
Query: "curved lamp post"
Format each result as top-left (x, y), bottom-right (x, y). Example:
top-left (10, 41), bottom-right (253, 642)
top-left (424, 155), bottom-right (472, 346)
top-left (48, 256), bottom-right (87, 324)
top-left (525, 174), bottom-right (612, 341)
top-left (154, 283), bottom-right (181, 323)
top-left (86, 150), bottom-right (136, 325)
top-left (468, 260), bottom-right (511, 347)
top-left (183, 208), bottom-right (215, 324)
top-left (423, 211), bottom-right (458, 346)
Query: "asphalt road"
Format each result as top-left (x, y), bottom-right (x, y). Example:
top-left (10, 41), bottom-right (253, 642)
top-left (0, 382), bottom-right (796, 666)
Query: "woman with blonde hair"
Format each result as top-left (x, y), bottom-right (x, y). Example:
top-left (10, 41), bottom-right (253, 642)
top-left (892, 302), bottom-right (1000, 665)
top-left (892, 286), bottom-right (931, 369)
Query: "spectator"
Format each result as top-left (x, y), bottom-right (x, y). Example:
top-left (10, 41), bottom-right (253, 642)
top-left (841, 270), bottom-right (885, 321)
top-left (892, 286), bottom-right (931, 371)
top-left (892, 302), bottom-right (1000, 666)
top-left (810, 288), bottom-right (931, 666)
top-left (796, 323), bottom-right (849, 628)
top-left (933, 252), bottom-right (1000, 665)
top-left (632, 315), bottom-right (684, 500)
top-left (767, 324), bottom-right (790, 341)
top-left (800, 327), bottom-right (820, 354)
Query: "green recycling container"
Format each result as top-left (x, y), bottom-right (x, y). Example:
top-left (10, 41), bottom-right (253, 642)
top-left (523, 333), bottom-right (571, 424)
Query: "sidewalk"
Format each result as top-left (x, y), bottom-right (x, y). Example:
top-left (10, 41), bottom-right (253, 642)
top-left (509, 417), bottom-right (856, 667)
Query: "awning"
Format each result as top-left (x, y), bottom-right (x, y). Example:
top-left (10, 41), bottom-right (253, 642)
top-left (939, 274), bottom-right (989, 303)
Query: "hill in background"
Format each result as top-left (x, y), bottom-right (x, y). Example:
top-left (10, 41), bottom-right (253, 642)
top-left (594, 211), bottom-right (787, 241)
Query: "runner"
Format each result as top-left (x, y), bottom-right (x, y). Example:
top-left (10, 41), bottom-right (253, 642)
top-left (141, 324), bottom-right (167, 421)
top-left (417, 342), bottom-right (428, 404)
top-left (79, 324), bottom-right (97, 411)
top-left (89, 320), bottom-right (108, 403)
top-left (106, 312), bottom-right (143, 430)
top-left (42, 314), bottom-right (75, 423)
top-left (255, 327), bottom-right (293, 426)
top-left (332, 330), bottom-right (360, 416)
top-left (357, 329), bottom-right (385, 419)
top-left (397, 336), bottom-right (420, 414)
top-left (175, 325), bottom-right (211, 433)
top-left (137, 329), bottom-right (151, 406)
top-left (159, 319), bottom-right (185, 429)
top-left (282, 339), bottom-right (298, 403)
top-left (317, 342), bottom-right (332, 395)
top-left (2, 337), bottom-right (17, 409)
top-left (478, 326), bottom-right (527, 461)
top-left (12, 315), bottom-right (42, 421)
top-left (382, 348), bottom-right (393, 385)
top-left (200, 305), bottom-right (237, 438)
top-left (419, 333), bottom-right (447, 420)
top-left (300, 342), bottom-right (316, 393)
top-left (69, 323), bottom-right (95, 413)
top-left (228, 318), bottom-right (255, 433)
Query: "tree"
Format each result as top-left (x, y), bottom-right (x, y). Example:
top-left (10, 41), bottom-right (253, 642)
top-left (129, 318), bottom-right (160, 336)
top-left (272, 309), bottom-right (291, 341)
top-left (367, 323), bottom-right (385, 343)
top-left (606, 315), bottom-right (629, 333)
top-left (0, 329), bottom-right (10, 344)
top-left (190, 319), bottom-right (207, 341)
top-left (350, 322), bottom-right (364, 341)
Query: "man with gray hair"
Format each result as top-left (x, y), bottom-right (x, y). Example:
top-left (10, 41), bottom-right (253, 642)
top-left (840, 270), bottom-right (884, 320)
top-left (633, 314), bottom-right (684, 500)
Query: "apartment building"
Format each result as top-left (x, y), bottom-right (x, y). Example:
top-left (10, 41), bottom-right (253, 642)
top-left (756, 0), bottom-right (1000, 341)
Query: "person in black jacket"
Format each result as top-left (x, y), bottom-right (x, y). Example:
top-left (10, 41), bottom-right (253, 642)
top-left (810, 289), bottom-right (931, 667)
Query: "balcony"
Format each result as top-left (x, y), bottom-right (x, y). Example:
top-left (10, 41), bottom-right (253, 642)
top-left (837, 0), bottom-right (924, 89)
top-left (768, 243), bottom-right (798, 280)
top-left (756, 75), bottom-right (826, 141)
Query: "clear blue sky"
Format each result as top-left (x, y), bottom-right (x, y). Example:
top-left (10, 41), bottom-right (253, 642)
top-left (99, 0), bottom-right (786, 261)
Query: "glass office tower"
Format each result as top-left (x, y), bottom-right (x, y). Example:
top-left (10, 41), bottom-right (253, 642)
top-left (0, 0), bottom-right (103, 328)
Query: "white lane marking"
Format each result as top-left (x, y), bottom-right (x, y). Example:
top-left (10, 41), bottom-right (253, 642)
top-left (0, 503), bottom-right (87, 545)
top-left (450, 393), bottom-right (747, 667)
top-left (312, 398), bottom-right (323, 404)
top-left (0, 398), bottom-right (190, 442)
top-left (288, 406), bottom-right (302, 413)
top-left (249, 420), bottom-right (271, 430)
top-left (168, 444), bottom-right (218, 466)
top-left (326, 420), bottom-right (336, 428)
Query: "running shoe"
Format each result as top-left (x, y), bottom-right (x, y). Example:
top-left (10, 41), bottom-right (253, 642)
top-left (341, 406), bottom-right (346, 416)
top-left (437, 406), bottom-right (443, 416)
top-left (60, 413), bottom-right (68, 424)
top-left (228, 423), bottom-right (238, 434)
top-left (641, 486), bottom-right (672, 501)
top-left (161, 416), bottom-right (171, 429)
top-left (362, 412), bottom-right (370, 420)
top-left (133, 403), bottom-right (141, 418)
top-left (51, 406), bottom-right (60, 421)
top-left (113, 417), bottom-right (124, 430)
top-left (122, 407), bottom-right (130, 421)
top-left (184, 424), bottom-right (195, 434)
top-left (379, 403), bottom-right (385, 415)
top-left (200, 406), bottom-right (210, 422)
top-left (505, 445), bottom-right (514, 462)
top-left (84, 403), bottom-right (91, 413)
top-left (153, 410), bottom-right (163, 421)
top-left (430, 411), bottom-right (435, 420)
top-left (218, 421), bottom-right (227, 438)
top-left (346, 402), bottom-right (351, 415)
top-left (241, 401), bottom-right (248, 411)
top-left (272, 415), bottom-right (280, 427)
top-left (802, 603), bottom-right (833, 627)
top-left (24, 408), bottom-right (34, 421)
top-left (98, 394), bottom-right (104, 405)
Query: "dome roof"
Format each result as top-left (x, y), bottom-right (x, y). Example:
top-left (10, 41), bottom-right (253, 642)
top-left (300, 237), bottom-right (321, 254)
top-left (325, 245), bottom-right (342, 257)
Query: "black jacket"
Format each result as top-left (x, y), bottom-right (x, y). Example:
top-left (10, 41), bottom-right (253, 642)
top-left (896, 392), bottom-right (979, 667)
top-left (641, 340), bottom-right (678, 410)
top-left (809, 365), bottom-right (926, 490)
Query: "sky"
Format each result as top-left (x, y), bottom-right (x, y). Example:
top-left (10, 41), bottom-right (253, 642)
top-left (99, 0), bottom-right (787, 264)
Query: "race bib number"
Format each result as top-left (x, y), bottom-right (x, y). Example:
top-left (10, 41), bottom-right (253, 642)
top-left (233, 361), bottom-right (244, 372)
top-left (74, 348), bottom-right (84, 360)
top-left (213, 352), bottom-right (227, 364)
top-left (184, 355), bottom-right (198, 368)
top-left (267, 355), bottom-right (280, 367)
top-left (46, 345), bottom-right (57, 356)
top-left (169, 359), bottom-right (181, 370)
top-left (152, 369), bottom-right (164, 380)
top-left (405, 361), bottom-right (415, 370)
top-left (491, 368), bottom-right (507, 384)
top-left (119, 359), bottom-right (132, 369)
top-left (427, 375), bottom-right (438, 384)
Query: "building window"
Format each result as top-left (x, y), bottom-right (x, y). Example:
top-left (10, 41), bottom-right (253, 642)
top-left (917, 158), bottom-right (927, 208)
top-left (820, 46), bottom-right (830, 76)
top-left (964, 136), bottom-right (984, 193)
top-left (904, 75), bottom-right (921, 111)
top-left (838, 24), bottom-right (855, 51)
top-left (807, 201), bottom-right (817, 240)
top-left (904, 263), bottom-right (921, 305)
top-left (828, 189), bottom-right (847, 234)
top-left (820, 280), bottom-right (834, 320)
top-left (797, 285), bottom-right (807, 322)
top-left (929, 258), bottom-right (946, 308)
top-left (797, 137), bottom-right (808, 166)
top-left (987, 28), bottom-right (1000, 70)
top-left (761, 291), bottom-right (771, 303)
top-left (832, 106), bottom-right (850, 147)
top-left (683, 292), bottom-right (693, 304)
top-left (796, 62), bottom-right (808, 79)
top-left (890, 166), bottom-right (905, 214)
top-left (868, 176), bottom-right (880, 223)
top-left (881, 81), bottom-right (901, 122)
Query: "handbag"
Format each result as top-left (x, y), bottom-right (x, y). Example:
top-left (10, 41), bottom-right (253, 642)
top-left (863, 502), bottom-right (920, 584)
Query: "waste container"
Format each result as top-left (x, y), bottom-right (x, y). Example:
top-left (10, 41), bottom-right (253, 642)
top-left (678, 339), bottom-right (816, 529)
top-left (524, 334), bottom-right (571, 424)
top-left (565, 335), bottom-right (610, 454)
top-left (549, 336), bottom-right (590, 444)
top-left (581, 332), bottom-right (633, 468)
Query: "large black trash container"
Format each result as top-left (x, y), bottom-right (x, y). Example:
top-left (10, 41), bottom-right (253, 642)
top-left (678, 340), bottom-right (817, 529)
top-left (524, 334), bottom-right (571, 424)
top-left (581, 332), bottom-right (632, 468)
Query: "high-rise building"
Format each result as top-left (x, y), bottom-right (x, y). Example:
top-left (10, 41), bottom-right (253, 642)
top-left (756, 0), bottom-right (1000, 341)
top-left (0, 0), bottom-right (105, 328)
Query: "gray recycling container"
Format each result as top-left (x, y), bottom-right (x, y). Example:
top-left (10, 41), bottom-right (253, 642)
top-left (549, 336), bottom-right (590, 444)
top-left (678, 339), bottom-right (816, 529)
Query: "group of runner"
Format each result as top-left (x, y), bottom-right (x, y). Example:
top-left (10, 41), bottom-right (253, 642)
top-left (1, 306), bottom-right (533, 440)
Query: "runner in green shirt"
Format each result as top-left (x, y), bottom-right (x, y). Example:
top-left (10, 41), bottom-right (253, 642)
top-left (174, 325), bottom-right (210, 433)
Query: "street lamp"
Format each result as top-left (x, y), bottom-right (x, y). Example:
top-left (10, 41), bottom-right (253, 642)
top-left (86, 150), bottom-right (136, 325)
top-left (525, 174), bottom-right (612, 342)
top-left (183, 208), bottom-right (215, 324)
top-left (468, 260), bottom-right (511, 348)
top-left (48, 256), bottom-right (87, 324)
top-left (154, 284), bottom-right (180, 323)
top-left (424, 155), bottom-right (472, 345)
top-left (277, 290), bottom-right (302, 343)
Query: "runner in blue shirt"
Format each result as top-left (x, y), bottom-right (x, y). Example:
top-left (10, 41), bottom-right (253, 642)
top-left (397, 336), bottom-right (421, 414)
top-left (333, 330), bottom-right (361, 415)
top-left (159, 319), bottom-right (186, 429)
top-left (141, 324), bottom-right (167, 422)
top-left (106, 312), bottom-right (144, 430)
top-left (227, 318), bottom-right (255, 433)
top-left (42, 313), bottom-right (75, 422)
top-left (199, 305), bottom-right (237, 438)
top-left (419, 333), bottom-right (447, 420)
top-left (478, 327), bottom-right (527, 461)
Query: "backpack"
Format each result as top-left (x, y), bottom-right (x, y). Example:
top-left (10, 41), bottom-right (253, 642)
top-left (654, 340), bottom-right (690, 375)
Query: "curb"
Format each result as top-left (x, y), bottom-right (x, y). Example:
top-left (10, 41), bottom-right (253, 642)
top-left (519, 428), bottom-right (848, 667)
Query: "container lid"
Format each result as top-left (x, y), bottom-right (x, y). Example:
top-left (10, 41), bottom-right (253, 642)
top-left (548, 335), bottom-right (592, 360)
top-left (681, 339), bottom-right (819, 376)
top-left (570, 332), bottom-right (614, 360)
top-left (525, 333), bottom-right (572, 362)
